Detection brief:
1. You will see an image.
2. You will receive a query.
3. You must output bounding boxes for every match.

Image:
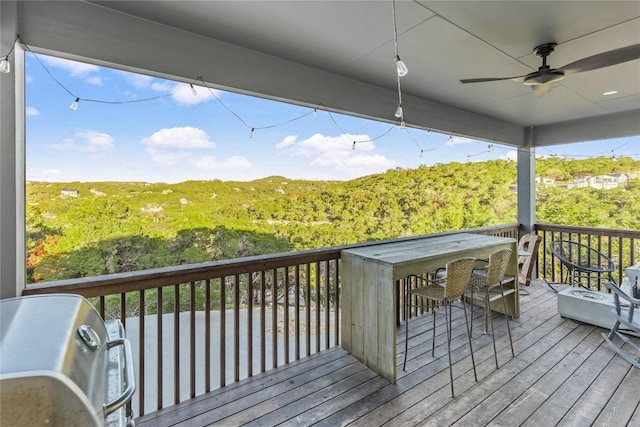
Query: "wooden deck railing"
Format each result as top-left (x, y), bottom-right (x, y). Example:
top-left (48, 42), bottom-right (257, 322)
top-left (534, 223), bottom-right (640, 290)
top-left (22, 224), bottom-right (518, 416)
top-left (21, 222), bottom-right (640, 414)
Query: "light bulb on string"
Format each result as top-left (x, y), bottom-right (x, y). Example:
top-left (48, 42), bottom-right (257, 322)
top-left (0, 56), bottom-right (10, 74)
top-left (352, 141), bottom-right (356, 150)
top-left (249, 128), bottom-right (254, 139)
top-left (394, 104), bottom-right (403, 118)
top-left (190, 83), bottom-right (197, 96)
top-left (313, 108), bottom-right (317, 118)
top-left (395, 56), bottom-right (408, 77)
top-left (69, 98), bottom-right (79, 111)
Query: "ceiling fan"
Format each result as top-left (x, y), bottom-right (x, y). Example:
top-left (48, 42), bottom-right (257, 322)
top-left (460, 42), bottom-right (640, 96)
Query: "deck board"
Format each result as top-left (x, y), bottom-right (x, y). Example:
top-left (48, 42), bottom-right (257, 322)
top-left (136, 281), bottom-right (640, 426)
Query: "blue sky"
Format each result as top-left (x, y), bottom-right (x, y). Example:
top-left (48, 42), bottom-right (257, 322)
top-left (25, 52), bottom-right (639, 183)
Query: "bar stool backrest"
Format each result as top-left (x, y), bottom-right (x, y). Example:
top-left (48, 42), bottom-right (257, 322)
top-left (443, 257), bottom-right (476, 300)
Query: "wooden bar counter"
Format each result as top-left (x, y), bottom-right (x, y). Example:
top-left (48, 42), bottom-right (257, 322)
top-left (340, 233), bottom-right (518, 382)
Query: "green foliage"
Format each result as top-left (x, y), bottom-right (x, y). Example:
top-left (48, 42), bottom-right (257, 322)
top-left (25, 157), bottom-right (640, 284)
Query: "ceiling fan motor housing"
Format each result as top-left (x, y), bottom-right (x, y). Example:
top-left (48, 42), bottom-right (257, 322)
top-left (524, 69), bottom-right (565, 85)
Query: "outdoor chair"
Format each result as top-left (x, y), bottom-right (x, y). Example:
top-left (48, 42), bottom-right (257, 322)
top-left (601, 281), bottom-right (640, 368)
top-left (402, 257), bottom-right (477, 397)
top-left (549, 240), bottom-right (616, 289)
top-left (465, 248), bottom-right (516, 369)
top-left (518, 232), bottom-right (541, 287)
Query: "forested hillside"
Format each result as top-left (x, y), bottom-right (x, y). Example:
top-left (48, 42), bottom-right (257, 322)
top-left (26, 157), bottom-right (640, 283)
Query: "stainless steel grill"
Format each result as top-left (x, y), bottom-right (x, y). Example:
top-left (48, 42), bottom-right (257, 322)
top-left (0, 294), bottom-right (135, 426)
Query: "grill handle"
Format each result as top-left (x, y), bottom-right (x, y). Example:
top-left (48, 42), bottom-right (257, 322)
top-left (104, 337), bottom-right (136, 416)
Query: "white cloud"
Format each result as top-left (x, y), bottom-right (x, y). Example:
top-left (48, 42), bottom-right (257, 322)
top-left (142, 127), bottom-right (247, 170)
top-left (446, 136), bottom-right (476, 146)
top-left (275, 135), bottom-right (298, 149)
top-left (113, 70), bottom-right (219, 106)
top-left (118, 72), bottom-right (155, 88)
top-left (151, 81), bottom-right (172, 92)
top-left (41, 56), bottom-right (99, 76)
top-left (502, 150), bottom-right (518, 161)
top-left (85, 76), bottom-right (104, 85)
top-left (26, 107), bottom-right (39, 117)
top-left (277, 133), bottom-right (375, 157)
top-left (142, 127), bottom-right (215, 149)
top-left (51, 130), bottom-right (114, 153)
top-left (190, 155), bottom-right (251, 170)
top-left (77, 131), bottom-right (114, 151)
top-left (171, 83), bottom-right (217, 105)
top-left (145, 148), bottom-right (192, 166)
top-left (27, 168), bottom-right (62, 181)
top-left (275, 133), bottom-right (395, 177)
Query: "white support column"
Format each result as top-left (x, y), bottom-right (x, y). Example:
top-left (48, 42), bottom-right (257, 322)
top-left (0, 1), bottom-right (22, 299)
top-left (517, 133), bottom-right (536, 235)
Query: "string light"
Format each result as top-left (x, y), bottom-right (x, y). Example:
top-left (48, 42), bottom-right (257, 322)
top-left (249, 128), bottom-right (254, 138)
top-left (466, 143), bottom-right (505, 159)
top-left (402, 127), bottom-right (450, 157)
top-left (395, 56), bottom-right (408, 77)
top-left (0, 56), bottom-right (10, 74)
top-left (391, 0), bottom-right (406, 125)
top-left (0, 35), bottom-right (18, 74)
top-left (69, 97), bottom-right (79, 111)
top-left (190, 83), bottom-right (197, 96)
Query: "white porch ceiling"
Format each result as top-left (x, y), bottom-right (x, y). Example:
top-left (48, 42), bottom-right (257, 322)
top-left (17, 1), bottom-right (640, 146)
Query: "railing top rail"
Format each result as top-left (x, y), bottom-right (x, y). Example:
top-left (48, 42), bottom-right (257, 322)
top-left (535, 223), bottom-right (640, 239)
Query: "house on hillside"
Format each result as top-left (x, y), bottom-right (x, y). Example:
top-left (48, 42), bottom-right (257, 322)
top-left (535, 177), bottom-right (555, 186)
top-left (60, 188), bottom-right (79, 197)
top-left (608, 173), bottom-right (629, 185)
top-left (571, 174), bottom-right (629, 190)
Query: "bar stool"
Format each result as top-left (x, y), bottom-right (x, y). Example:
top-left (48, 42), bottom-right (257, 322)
top-left (402, 257), bottom-right (477, 397)
top-left (466, 248), bottom-right (516, 369)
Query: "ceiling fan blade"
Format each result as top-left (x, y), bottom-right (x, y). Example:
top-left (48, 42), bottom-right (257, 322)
top-left (532, 83), bottom-right (553, 97)
top-left (559, 43), bottom-right (640, 75)
top-left (460, 75), bottom-right (527, 84)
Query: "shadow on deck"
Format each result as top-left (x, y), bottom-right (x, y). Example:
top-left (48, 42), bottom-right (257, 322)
top-left (136, 280), bottom-right (640, 426)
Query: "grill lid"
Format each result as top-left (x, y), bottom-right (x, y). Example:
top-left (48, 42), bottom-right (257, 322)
top-left (0, 294), bottom-right (110, 426)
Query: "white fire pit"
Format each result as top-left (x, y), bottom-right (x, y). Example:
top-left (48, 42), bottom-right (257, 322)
top-left (557, 287), bottom-right (617, 329)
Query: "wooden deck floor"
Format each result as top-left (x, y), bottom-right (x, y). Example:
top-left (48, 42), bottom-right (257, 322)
top-left (136, 281), bottom-right (640, 426)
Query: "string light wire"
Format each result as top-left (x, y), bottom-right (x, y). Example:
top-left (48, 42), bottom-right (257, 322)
top-left (26, 43), bottom-right (171, 108)
top-left (391, 0), bottom-right (406, 124)
top-left (195, 76), bottom-right (314, 132)
top-left (24, 40), bottom-right (633, 161)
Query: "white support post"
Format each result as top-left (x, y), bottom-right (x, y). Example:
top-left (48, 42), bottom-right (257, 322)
top-left (0, 1), bottom-right (22, 299)
top-left (517, 132), bottom-right (536, 235)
